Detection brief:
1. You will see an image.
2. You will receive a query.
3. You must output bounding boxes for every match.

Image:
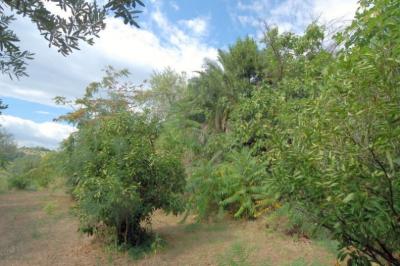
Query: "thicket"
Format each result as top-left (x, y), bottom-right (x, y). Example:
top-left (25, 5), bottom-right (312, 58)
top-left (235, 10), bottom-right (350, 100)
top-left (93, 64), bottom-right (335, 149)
top-left (132, 0), bottom-right (400, 264)
top-left (0, 128), bottom-right (61, 190)
top-left (4, 151), bottom-right (63, 190)
top-left (50, 0), bottom-right (400, 264)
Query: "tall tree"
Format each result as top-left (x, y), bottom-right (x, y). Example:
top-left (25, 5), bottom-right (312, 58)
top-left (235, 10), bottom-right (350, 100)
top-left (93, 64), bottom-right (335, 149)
top-left (185, 38), bottom-right (263, 134)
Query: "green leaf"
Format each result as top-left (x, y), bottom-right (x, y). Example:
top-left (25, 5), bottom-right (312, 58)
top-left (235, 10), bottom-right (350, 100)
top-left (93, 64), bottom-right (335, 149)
top-left (343, 193), bottom-right (355, 203)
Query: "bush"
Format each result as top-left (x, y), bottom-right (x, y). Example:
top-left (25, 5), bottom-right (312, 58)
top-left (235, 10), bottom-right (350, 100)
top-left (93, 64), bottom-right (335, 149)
top-left (267, 1), bottom-right (400, 264)
top-left (29, 152), bottom-right (64, 187)
top-left (187, 148), bottom-right (271, 220)
top-left (64, 111), bottom-right (186, 245)
top-left (8, 174), bottom-right (31, 189)
top-left (7, 155), bottom-right (40, 190)
top-left (6, 152), bottom-right (62, 190)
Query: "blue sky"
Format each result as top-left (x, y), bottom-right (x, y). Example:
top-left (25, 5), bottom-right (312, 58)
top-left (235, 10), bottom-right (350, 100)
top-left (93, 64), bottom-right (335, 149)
top-left (0, 0), bottom-right (358, 148)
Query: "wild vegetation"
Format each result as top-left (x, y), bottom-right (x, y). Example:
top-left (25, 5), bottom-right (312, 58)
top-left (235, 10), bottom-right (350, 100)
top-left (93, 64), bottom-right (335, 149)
top-left (1, 0), bottom-right (399, 265)
top-left (56, 72), bottom-right (186, 245)
top-left (0, 133), bottom-right (62, 191)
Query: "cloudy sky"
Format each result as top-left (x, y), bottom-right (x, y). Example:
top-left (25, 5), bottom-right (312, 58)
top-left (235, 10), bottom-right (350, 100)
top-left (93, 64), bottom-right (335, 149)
top-left (0, 0), bottom-right (358, 149)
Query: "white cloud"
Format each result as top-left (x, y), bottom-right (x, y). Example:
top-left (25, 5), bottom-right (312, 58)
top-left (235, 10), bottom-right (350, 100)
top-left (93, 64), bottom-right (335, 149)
top-left (180, 17), bottom-right (209, 36)
top-left (0, 6), bottom-right (217, 106)
top-left (237, 1), bottom-right (264, 12)
top-left (0, 115), bottom-right (75, 149)
top-left (43, 1), bottom-right (71, 18)
top-left (313, 0), bottom-right (359, 24)
top-left (237, 16), bottom-right (260, 28)
top-left (94, 15), bottom-right (216, 75)
top-left (170, 1), bottom-right (180, 11)
top-left (233, 0), bottom-right (358, 34)
top-left (0, 5), bottom-right (218, 148)
top-left (35, 111), bottom-right (51, 115)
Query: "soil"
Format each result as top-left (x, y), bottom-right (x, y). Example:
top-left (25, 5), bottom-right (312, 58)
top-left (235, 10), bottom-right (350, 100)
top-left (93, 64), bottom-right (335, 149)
top-left (0, 190), bottom-right (336, 266)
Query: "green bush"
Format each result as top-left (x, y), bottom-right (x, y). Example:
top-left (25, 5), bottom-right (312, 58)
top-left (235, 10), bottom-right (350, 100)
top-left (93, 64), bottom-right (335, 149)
top-left (65, 112), bottom-right (186, 245)
top-left (57, 69), bottom-right (188, 247)
top-left (7, 155), bottom-right (40, 190)
top-left (187, 148), bottom-right (271, 220)
top-left (220, 1), bottom-right (400, 264)
top-left (8, 174), bottom-right (31, 189)
top-left (6, 152), bottom-right (62, 190)
top-left (266, 1), bottom-right (400, 264)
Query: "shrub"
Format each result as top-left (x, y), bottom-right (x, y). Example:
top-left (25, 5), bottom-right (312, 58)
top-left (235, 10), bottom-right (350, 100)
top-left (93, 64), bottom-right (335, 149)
top-left (187, 148), bottom-right (271, 220)
top-left (6, 152), bottom-right (62, 190)
top-left (7, 155), bottom-right (40, 190)
top-left (65, 111), bottom-right (186, 245)
top-left (268, 1), bottom-right (400, 264)
top-left (8, 174), bottom-right (31, 189)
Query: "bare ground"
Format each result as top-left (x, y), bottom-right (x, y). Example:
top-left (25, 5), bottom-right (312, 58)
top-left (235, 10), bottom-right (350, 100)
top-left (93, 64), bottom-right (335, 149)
top-left (0, 190), bottom-right (336, 266)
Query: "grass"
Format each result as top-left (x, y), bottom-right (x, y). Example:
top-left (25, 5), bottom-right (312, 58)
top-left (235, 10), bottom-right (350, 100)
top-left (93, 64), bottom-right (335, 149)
top-left (217, 242), bottom-right (255, 266)
top-left (0, 191), bottom-right (337, 265)
top-left (43, 201), bottom-right (58, 216)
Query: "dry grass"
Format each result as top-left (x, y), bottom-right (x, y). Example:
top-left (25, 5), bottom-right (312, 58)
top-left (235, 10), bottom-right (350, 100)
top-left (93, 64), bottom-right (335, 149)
top-left (0, 191), bottom-right (337, 266)
top-left (0, 190), bottom-right (106, 266)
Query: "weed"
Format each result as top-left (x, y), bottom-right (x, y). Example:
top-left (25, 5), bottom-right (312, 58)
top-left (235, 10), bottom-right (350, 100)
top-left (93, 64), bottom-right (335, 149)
top-left (43, 201), bottom-right (58, 216)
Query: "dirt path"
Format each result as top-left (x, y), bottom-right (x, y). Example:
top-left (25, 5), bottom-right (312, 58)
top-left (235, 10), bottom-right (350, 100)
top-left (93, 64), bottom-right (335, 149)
top-left (0, 191), bottom-right (336, 266)
top-left (0, 190), bottom-right (107, 266)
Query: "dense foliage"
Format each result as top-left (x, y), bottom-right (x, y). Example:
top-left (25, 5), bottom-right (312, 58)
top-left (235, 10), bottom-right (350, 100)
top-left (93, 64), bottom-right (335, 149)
top-left (3, 0), bottom-right (398, 264)
top-left (267, 1), bottom-right (400, 264)
top-left (131, 0), bottom-right (400, 264)
top-left (7, 154), bottom-right (41, 189)
top-left (0, 142), bottom-right (62, 190)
